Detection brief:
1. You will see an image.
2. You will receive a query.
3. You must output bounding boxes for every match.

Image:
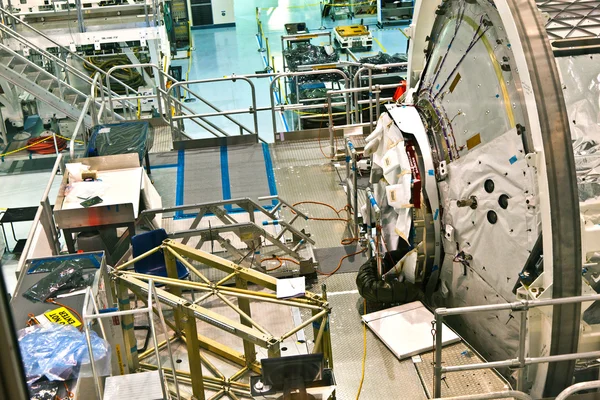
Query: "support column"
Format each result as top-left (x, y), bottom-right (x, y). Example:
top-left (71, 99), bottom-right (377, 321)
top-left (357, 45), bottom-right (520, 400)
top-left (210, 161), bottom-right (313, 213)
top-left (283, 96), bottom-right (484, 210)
top-left (165, 249), bottom-right (184, 333)
top-left (117, 281), bottom-right (139, 371)
top-left (182, 306), bottom-right (206, 400)
top-left (236, 276), bottom-right (257, 366)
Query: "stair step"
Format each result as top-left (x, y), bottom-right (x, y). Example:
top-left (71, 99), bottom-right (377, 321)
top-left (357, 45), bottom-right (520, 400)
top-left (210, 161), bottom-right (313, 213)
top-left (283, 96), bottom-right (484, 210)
top-left (25, 71), bottom-right (41, 82)
top-left (63, 94), bottom-right (79, 105)
top-left (0, 56), bottom-right (14, 66)
top-left (12, 63), bottom-right (29, 75)
top-left (37, 79), bottom-right (57, 91)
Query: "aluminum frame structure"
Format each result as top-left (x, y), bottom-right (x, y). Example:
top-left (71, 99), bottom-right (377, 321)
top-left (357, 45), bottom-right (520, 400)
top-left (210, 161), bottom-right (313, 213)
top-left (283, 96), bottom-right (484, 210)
top-left (82, 282), bottom-right (180, 400)
top-left (111, 239), bottom-right (332, 400)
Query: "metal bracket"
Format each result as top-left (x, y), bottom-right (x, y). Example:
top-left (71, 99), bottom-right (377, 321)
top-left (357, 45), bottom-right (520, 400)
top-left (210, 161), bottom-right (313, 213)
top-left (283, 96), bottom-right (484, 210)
top-left (525, 152), bottom-right (539, 169)
top-left (438, 160), bottom-right (448, 180)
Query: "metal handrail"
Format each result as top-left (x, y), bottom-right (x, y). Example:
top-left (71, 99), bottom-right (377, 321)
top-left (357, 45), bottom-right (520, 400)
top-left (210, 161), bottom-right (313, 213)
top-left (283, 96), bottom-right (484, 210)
top-left (326, 83), bottom-right (402, 156)
top-left (16, 154), bottom-right (63, 277)
top-left (167, 76), bottom-right (259, 138)
top-left (269, 69), bottom-right (351, 137)
top-left (433, 293), bottom-right (600, 397)
top-left (69, 97), bottom-right (92, 159)
top-left (555, 380), bottom-right (600, 400)
top-left (353, 62), bottom-right (408, 123)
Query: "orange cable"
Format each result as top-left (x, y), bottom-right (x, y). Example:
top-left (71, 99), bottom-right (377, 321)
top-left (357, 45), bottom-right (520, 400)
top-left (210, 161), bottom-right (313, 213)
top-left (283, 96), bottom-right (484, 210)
top-left (262, 256), bottom-right (301, 272)
top-left (291, 200), bottom-right (351, 222)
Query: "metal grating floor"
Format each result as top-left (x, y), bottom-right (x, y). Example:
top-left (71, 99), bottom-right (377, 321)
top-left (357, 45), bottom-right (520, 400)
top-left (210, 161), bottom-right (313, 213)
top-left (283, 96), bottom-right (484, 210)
top-left (304, 272), bottom-right (428, 400)
top-left (415, 343), bottom-right (509, 398)
top-left (149, 125), bottom-right (174, 153)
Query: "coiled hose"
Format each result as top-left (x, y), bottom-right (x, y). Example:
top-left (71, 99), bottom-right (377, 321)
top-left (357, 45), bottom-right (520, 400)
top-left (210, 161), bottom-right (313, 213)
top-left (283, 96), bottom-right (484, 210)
top-left (84, 55), bottom-right (147, 94)
top-left (356, 247), bottom-right (422, 304)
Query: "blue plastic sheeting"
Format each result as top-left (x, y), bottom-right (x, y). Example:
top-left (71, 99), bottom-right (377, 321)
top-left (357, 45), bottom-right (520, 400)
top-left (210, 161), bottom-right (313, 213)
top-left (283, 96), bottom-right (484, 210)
top-left (18, 324), bottom-right (111, 384)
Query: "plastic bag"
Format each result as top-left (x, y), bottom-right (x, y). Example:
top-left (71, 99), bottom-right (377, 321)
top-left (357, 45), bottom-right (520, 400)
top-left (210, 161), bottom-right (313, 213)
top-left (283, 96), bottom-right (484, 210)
top-left (359, 52), bottom-right (408, 72)
top-left (18, 324), bottom-right (111, 384)
top-left (23, 261), bottom-right (95, 302)
top-left (65, 163), bottom-right (90, 183)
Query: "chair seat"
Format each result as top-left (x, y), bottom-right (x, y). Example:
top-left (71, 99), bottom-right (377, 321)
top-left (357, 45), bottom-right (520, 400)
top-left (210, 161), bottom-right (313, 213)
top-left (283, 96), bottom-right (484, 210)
top-left (140, 259), bottom-right (190, 280)
top-left (131, 229), bottom-right (190, 281)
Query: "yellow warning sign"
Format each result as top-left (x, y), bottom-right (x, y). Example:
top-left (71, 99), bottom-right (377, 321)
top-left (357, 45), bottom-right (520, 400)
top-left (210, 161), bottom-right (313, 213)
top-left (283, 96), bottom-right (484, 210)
top-left (44, 307), bottom-right (81, 328)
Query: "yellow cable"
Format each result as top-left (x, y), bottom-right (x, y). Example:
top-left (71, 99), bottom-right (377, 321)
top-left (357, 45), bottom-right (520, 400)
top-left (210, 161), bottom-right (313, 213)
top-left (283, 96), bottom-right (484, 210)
top-left (0, 134), bottom-right (85, 157)
top-left (356, 316), bottom-right (367, 400)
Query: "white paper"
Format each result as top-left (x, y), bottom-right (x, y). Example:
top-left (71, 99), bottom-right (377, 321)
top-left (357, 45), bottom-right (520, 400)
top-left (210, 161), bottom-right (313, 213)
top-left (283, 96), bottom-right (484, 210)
top-left (276, 277), bottom-right (305, 299)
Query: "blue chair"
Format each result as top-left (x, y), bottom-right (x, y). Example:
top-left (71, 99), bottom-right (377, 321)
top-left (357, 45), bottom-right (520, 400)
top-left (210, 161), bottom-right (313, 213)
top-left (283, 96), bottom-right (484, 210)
top-left (131, 229), bottom-right (190, 280)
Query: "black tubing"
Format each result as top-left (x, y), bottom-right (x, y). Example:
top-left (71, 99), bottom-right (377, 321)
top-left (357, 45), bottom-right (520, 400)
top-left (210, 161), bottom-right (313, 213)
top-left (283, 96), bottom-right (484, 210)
top-left (356, 247), bottom-right (421, 304)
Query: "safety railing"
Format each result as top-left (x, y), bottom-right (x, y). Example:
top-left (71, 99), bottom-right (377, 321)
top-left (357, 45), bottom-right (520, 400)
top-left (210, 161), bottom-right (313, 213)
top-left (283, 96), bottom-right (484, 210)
top-left (433, 293), bottom-right (600, 398)
top-left (82, 281), bottom-right (180, 400)
top-left (166, 76), bottom-right (261, 140)
top-left (326, 83), bottom-right (402, 157)
top-left (69, 97), bottom-right (92, 159)
top-left (269, 69), bottom-right (351, 138)
top-left (352, 62), bottom-right (408, 123)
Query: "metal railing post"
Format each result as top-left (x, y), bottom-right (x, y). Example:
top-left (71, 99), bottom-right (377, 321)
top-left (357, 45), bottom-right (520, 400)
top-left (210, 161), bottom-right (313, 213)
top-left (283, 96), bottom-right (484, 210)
top-left (434, 311), bottom-right (445, 398)
top-left (517, 310), bottom-right (528, 391)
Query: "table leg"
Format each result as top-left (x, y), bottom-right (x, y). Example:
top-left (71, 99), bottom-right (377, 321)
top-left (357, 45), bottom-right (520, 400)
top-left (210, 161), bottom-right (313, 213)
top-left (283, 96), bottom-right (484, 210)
top-left (64, 229), bottom-right (77, 253)
top-left (9, 222), bottom-right (17, 242)
top-left (0, 223), bottom-right (9, 251)
top-left (144, 151), bottom-right (151, 176)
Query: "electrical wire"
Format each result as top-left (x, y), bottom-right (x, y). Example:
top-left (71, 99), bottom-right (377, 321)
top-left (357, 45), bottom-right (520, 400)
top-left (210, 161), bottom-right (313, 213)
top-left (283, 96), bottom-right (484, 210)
top-left (291, 201), bottom-right (350, 222)
top-left (355, 299), bottom-right (368, 400)
top-left (26, 135), bottom-right (67, 154)
top-left (317, 245), bottom-right (367, 277)
top-left (261, 256), bottom-right (301, 272)
top-left (290, 200), bottom-right (365, 277)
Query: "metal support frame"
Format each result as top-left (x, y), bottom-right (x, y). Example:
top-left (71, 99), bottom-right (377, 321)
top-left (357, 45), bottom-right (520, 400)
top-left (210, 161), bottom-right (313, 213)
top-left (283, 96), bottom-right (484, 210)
top-left (111, 239), bottom-right (331, 399)
top-left (138, 196), bottom-right (317, 274)
top-left (432, 293), bottom-right (600, 398)
top-left (345, 139), bottom-right (359, 237)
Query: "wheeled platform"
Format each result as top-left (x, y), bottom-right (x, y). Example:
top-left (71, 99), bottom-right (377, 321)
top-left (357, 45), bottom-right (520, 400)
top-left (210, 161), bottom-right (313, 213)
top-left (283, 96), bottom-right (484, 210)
top-left (334, 25), bottom-right (373, 50)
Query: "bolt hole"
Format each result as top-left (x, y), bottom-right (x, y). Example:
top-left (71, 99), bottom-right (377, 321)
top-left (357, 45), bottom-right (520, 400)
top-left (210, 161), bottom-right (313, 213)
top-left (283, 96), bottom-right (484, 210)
top-left (498, 194), bottom-right (509, 209)
top-left (484, 179), bottom-right (495, 193)
top-left (281, 347), bottom-right (288, 352)
top-left (176, 359), bottom-right (182, 364)
top-left (487, 210), bottom-right (498, 224)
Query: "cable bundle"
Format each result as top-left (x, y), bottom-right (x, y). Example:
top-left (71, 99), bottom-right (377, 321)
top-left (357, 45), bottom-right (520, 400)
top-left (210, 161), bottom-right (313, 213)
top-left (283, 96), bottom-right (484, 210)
top-left (27, 135), bottom-right (67, 154)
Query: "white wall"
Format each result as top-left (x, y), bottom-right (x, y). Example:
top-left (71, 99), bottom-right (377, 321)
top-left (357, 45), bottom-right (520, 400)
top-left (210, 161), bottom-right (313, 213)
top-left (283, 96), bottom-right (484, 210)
top-left (212, 0), bottom-right (235, 25)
